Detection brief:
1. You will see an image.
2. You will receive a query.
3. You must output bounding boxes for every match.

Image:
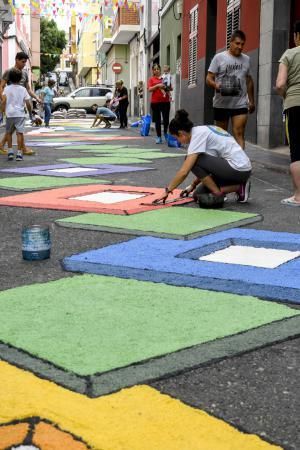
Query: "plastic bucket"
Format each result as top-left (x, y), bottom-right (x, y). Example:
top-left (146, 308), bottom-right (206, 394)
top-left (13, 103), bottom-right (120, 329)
top-left (167, 134), bottom-right (181, 148)
top-left (22, 225), bottom-right (51, 260)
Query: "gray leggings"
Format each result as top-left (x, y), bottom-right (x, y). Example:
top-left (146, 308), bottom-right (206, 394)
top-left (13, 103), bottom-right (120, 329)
top-left (192, 153), bottom-right (251, 187)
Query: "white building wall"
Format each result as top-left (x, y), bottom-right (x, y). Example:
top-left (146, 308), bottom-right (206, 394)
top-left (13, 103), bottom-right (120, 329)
top-left (7, 23), bottom-right (16, 67)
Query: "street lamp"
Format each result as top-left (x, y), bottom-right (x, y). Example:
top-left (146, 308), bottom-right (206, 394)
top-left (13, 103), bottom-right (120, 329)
top-left (173, 0), bottom-right (183, 20)
top-left (176, 0), bottom-right (183, 15)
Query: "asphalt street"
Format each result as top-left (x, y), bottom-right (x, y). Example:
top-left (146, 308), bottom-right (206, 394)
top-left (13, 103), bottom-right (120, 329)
top-left (0, 122), bottom-right (299, 449)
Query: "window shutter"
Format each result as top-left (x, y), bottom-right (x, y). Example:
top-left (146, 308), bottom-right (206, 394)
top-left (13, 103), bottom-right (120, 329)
top-left (226, 0), bottom-right (240, 48)
top-left (188, 6), bottom-right (198, 86)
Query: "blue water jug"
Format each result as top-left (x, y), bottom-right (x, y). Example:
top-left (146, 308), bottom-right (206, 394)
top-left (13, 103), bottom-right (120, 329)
top-left (140, 114), bottom-right (151, 136)
top-left (22, 225), bottom-right (51, 260)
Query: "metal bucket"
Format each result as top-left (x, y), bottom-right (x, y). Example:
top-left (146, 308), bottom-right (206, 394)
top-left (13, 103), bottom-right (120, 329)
top-left (22, 225), bottom-right (51, 261)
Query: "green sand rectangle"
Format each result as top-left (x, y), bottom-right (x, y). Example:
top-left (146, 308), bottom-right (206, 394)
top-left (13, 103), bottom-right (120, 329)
top-left (0, 275), bottom-right (298, 379)
top-left (60, 153), bottom-right (182, 165)
top-left (63, 145), bottom-right (128, 150)
top-left (80, 148), bottom-right (163, 154)
top-left (0, 176), bottom-right (109, 191)
top-left (56, 207), bottom-right (261, 239)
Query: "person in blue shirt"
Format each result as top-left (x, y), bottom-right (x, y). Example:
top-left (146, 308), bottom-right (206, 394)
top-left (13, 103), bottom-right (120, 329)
top-left (91, 101), bottom-right (117, 128)
top-left (41, 79), bottom-right (56, 127)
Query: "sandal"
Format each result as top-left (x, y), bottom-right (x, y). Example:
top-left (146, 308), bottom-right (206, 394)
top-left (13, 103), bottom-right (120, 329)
top-left (22, 147), bottom-right (35, 156)
top-left (281, 196), bottom-right (300, 206)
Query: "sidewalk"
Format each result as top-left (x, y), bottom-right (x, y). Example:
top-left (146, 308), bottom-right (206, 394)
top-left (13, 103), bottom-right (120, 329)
top-left (129, 116), bottom-right (290, 174)
top-left (246, 142), bottom-right (290, 174)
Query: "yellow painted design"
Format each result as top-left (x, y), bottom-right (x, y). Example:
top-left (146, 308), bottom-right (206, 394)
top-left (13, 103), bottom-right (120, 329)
top-left (0, 361), bottom-right (282, 450)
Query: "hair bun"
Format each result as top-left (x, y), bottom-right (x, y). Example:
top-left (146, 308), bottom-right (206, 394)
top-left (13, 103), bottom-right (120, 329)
top-left (175, 109), bottom-right (189, 122)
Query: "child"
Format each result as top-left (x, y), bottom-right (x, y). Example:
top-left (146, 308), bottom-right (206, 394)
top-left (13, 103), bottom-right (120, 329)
top-left (41, 79), bottom-right (56, 127)
top-left (31, 109), bottom-right (43, 126)
top-left (161, 65), bottom-right (172, 97)
top-left (1, 69), bottom-right (32, 161)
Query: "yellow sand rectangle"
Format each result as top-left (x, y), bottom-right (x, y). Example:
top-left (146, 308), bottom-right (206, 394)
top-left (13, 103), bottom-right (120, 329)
top-left (0, 361), bottom-right (281, 450)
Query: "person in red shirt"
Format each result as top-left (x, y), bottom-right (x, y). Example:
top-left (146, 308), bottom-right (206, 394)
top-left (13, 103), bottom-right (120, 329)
top-left (148, 64), bottom-right (172, 144)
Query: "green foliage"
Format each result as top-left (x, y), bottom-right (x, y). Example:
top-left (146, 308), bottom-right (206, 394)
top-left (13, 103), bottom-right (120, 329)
top-left (40, 18), bottom-right (67, 74)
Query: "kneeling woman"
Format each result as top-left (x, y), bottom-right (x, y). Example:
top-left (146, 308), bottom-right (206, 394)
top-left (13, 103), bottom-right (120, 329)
top-left (156, 110), bottom-right (252, 204)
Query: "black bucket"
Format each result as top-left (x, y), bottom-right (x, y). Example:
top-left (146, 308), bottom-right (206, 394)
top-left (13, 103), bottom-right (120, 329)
top-left (22, 225), bottom-right (51, 260)
top-left (197, 193), bottom-right (224, 209)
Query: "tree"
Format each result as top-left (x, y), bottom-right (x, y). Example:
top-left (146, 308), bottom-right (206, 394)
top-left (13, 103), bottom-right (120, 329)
top-left (40, 18), bottom-right (67, 74)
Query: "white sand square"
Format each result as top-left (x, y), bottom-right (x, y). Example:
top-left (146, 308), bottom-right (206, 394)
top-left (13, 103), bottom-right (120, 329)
top-left (199, 245), bottom-right (300, 268)
top-left (70, 191), bottom-right (145, 203)
top-left (49, 167), bottom-right (99, 173)
top-left (13, 447), bottom-right (40, 450)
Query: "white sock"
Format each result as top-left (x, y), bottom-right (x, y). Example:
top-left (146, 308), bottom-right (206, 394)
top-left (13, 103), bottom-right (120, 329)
top-left (8, 148), bottom-right (13, 153)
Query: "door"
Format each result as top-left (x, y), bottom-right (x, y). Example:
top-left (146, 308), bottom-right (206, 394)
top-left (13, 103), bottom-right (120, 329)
top-left (70, 88), bottom-right (91, 109)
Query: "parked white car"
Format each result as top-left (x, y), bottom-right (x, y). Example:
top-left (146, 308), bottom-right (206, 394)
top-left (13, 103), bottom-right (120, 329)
top-left (52, 86), bottom-right (113, 113)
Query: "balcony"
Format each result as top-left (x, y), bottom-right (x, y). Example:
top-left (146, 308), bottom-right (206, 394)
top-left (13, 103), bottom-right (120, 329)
top-left (99, 38), bottom-right (112, 53)
top-left (111, 5), bottom-right (140, 45)
top-left (98, 28), bottom-right (112, 53)
top-left (0, 0), bottom-right (13, 42)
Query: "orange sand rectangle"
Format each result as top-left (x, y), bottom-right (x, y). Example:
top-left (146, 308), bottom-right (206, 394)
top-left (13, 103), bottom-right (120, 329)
top-left (0, 185), bottom-right (193, 214)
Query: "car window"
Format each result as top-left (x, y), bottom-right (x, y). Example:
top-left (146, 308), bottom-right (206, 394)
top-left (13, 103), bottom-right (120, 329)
top-left (75, 89), bottom-right (90, 97)
top-left (91, 88), bottom-right (101, 97)
top-left (91, 88), bottom-right (111, 97)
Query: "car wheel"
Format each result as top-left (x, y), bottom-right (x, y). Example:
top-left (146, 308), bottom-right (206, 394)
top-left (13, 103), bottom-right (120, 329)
top-left (55, 105), bottom-right (69, 113)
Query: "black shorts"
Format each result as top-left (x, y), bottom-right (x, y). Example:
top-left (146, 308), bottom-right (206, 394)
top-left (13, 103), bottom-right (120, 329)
top-left (214, 107), bottom-right (248, 122)
top-left (285, 106), bottom-right (300, 162)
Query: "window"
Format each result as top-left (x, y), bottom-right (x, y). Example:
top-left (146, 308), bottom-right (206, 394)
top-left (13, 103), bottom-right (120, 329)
top-left (188, 6), bottom-right (198, 86)
top-left (177, 34), bottom-right (181, 60)
top-left (226, 0), bottom-right (240, 48)
top-left (90, 88), bottom-right (112, 97)
top-left (75, 88), bottom-right (90, 97)
top-left (166, 45), bottom-right (170, 66)
top-left (91, 88), bottom-right (101, 97)
top-left (100, 89), bottom-right (111, 96)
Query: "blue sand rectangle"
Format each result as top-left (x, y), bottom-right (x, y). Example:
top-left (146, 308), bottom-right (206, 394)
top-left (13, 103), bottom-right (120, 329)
top-left (0, 164), bottom-right (154, 178)
top-left (63, 228), bottom-right (300, 304)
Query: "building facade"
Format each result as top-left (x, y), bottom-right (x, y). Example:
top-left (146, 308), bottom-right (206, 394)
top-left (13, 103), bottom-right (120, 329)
top-left (257, 0), bottom-right (300, 147)
top-left (1, 1), bottom-right (40, 85)
top-left (0, 0), bottom-right (13, 73)
top-left (179, 0), bottom-right (299, 148)
top-left (180, 0), bottom-right (260, 142)
top-left (85, 0), bottom-right (299, 148)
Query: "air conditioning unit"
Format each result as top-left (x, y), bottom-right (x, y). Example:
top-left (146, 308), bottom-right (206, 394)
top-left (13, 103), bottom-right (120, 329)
top-left (176, 0), bottom-right (183, 15)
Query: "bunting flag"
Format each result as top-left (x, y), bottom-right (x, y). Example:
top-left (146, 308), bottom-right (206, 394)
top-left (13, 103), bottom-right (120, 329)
top-left (8, 0), bottom-right (140, 19)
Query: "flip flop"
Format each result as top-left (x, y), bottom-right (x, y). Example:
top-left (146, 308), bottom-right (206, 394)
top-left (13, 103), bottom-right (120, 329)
top-left (22, 147), bottom-right (36, 156)
top-left (281, 196), bottom-right (300, 206)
